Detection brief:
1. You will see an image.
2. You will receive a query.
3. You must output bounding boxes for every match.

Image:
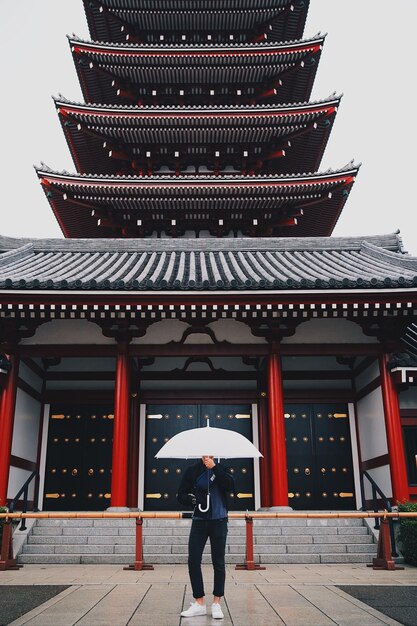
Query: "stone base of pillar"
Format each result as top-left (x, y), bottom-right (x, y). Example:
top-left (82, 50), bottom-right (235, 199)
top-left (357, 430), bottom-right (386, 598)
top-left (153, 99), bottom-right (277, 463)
top-left (258, 506), bottom-right (293, 512)
top-left (106, 506), bottom-right (134, 512)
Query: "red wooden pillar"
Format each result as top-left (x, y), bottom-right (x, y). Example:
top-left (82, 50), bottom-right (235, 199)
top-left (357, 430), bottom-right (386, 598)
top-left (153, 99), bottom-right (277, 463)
top-left (267, 347), bottom-right (288, 506)
top-left (379, 353), bottom-right (409, 504)
top-left (258, 394), bottom-right (271, 507)
top-left (0, 355), bottom-right (19, 507)
top-left (111, 343), bottom-right (131, 507)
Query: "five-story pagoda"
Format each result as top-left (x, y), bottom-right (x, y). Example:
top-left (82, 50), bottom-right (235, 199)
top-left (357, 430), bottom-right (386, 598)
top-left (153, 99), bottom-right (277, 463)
top-left (1, 0), bottom-right (414, 520)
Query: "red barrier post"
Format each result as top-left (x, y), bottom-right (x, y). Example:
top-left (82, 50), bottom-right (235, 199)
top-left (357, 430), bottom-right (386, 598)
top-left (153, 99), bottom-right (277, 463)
top-left (235, 516), bottom-right (265, 571)
top-left (124, 517), bottom-right (154, 571)
top-left (368, 518), bottom-right (404, 571)
top-left (0, 520), bottom-right (22, 571)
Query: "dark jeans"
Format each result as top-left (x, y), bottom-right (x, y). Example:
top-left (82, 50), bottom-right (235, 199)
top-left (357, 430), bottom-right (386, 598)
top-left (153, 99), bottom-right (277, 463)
top-left (188, 518), bottom-right (228, 599)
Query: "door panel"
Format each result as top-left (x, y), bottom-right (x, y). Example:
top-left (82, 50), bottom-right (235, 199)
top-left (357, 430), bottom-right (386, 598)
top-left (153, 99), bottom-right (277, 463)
top-left (285, 403), bottom-right (355, 510)
top-left (144, 403), bottom-right (255, 511)
top-left (284, 404), bottom-right (315, 510)
top-left (144, 404), bottom-right (198, 511)
top-left (314, 404), bottom-right (355, 510)
top-left (43, 404), bottom-right (113, 511)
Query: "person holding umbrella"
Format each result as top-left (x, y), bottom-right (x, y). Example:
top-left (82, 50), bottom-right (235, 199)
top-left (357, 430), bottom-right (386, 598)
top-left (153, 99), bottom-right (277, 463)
top-left (177, 454), bottom-right (234, 619)
top-left (155, 421), bottom-right (262, 619)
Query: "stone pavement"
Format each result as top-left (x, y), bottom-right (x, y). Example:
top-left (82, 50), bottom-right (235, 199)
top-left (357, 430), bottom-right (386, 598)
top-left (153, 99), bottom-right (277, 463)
top-left (1, 563), bottom-right (416, 626)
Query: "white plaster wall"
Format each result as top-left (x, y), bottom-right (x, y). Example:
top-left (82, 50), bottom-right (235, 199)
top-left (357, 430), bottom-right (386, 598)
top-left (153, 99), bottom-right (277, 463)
top-left (356, 387), bottom-right (388, 462)
top-left (20, 320), bottom-right (115, 345)
top-left (363, 465), bottom-right (392, 501)
top-left (132, 318), bottom-right (266, 345)
top-left (355, 361), bottom-right (380, 393)
top-left (282, 318), bottom-right (378, 344)
top-left (133, 319), bottom-right (188, 344)
top-left (208, 320), bottom-right (266, 344)
top-left (11, 390), bottom-right (41, 463)
top-left (7, 467), bottom-right (35, 501)
top-left (399, 386), bottom-right (417, 409)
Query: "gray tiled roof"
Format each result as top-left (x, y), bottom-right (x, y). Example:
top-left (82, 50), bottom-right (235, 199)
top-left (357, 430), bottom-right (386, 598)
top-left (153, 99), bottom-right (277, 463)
top-left (1, 232), bottom-right (416, 292)
top-left (70, 34), bottom-right (323, 106)
top-left (36, 164), bottom-right (358, 239)
top-left (56, 96), bottom-right (339, 177)
top-left (83, 0), bottom-right (309, 46)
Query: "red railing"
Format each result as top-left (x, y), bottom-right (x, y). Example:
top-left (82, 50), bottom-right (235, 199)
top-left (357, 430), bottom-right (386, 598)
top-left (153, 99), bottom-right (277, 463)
top-left (1, 511), bottom-right (416, 573)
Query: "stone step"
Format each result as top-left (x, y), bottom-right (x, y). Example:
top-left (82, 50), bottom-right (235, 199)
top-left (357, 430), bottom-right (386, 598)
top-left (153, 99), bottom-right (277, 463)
top-left (21, 541), bottom-right (375, 556)
top-left (34, 517), bottom-right (366, 528)
top-left (27, 531), bottom-right (373, 546)
top-left (17, 513), bottom-right (377, 565)
top-left (18, 550), bottom-right (377, 566)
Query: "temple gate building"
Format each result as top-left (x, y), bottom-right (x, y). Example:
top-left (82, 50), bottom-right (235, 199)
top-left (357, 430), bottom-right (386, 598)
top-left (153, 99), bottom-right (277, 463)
top-left (1, 0), bottom-right (417, 526)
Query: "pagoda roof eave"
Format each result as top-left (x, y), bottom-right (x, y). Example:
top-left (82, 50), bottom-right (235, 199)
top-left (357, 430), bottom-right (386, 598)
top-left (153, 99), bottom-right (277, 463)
top-left (37, 163), bottom-right (359, 188)
top-left (68, 32), bottom-right (325, 56)
top-left (54, 94), bottom-right (342, 118)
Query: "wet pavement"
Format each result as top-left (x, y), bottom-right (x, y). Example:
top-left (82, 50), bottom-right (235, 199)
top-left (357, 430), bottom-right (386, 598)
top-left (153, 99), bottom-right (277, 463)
top-left (0, 563), bottom-right (416, 625)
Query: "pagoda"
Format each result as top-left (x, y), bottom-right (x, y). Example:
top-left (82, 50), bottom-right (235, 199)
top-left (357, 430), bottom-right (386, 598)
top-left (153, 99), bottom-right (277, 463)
top-left (1, 0), bottom-right (416, 530)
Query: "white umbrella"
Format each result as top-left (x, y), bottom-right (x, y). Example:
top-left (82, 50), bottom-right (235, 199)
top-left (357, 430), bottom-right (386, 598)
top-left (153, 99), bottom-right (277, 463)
top-left (155, 422), bottom-right (262, 460)
top-left (155, 422), bottom-right (262, 512)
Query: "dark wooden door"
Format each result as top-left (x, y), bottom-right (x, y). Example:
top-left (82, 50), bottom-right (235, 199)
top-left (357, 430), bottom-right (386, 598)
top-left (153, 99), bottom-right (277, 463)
top-left (285, 403), bottom-right (356, 510)
top-left (43, 404), bottom-right (113, 511)
top-left (144, 403), bottom-right (255, 511)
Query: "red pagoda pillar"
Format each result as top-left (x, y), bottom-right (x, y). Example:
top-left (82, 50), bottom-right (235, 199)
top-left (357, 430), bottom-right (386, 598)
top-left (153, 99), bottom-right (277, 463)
top-left (267, 345), bottom-right (288, 506)
top-left (379, 353), bottom-right (409, 503)
top-left (110, 342), bottom-right (131, 507)
top-left (0, 355), bottom-right (19, 507)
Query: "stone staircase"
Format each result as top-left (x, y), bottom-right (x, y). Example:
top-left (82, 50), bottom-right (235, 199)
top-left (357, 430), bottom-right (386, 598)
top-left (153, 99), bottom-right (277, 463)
top-left (17, 514), bottom-right (377, 565)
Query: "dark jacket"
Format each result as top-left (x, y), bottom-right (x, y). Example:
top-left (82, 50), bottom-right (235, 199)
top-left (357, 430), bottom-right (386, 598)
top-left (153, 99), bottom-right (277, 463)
top-left (177, 460), bottom-right (234, 519)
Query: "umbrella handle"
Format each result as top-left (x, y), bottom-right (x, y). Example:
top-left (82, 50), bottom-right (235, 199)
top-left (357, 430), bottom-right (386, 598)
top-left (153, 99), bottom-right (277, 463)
top-left (198, 494), bottom-right (210, 513)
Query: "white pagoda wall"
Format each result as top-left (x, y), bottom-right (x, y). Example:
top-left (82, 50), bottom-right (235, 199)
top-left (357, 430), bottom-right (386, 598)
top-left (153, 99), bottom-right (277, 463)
top-left (8, 361), bottom-right (43, 502)
top-left (282, 318), bottom-right (378, 344)
top-left (354, 360), bottom-right (392, 499)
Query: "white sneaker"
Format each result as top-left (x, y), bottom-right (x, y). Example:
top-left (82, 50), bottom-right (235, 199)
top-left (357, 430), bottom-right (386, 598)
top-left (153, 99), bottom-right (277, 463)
top-left (181, 602), bottom-right (207, 617)
top-left (211, 603), bottom-right (224, 619)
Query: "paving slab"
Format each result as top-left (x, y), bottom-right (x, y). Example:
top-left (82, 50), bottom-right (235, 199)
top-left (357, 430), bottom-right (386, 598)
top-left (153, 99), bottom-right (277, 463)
top-left (1, 564), bottom-right (415, 626)
top-left (339, 585), bottom-right (417, 626)
top-left (0, 585), bottom-right (69, 625)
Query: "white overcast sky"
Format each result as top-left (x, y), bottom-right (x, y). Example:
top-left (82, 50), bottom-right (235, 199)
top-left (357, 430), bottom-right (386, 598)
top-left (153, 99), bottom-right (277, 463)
top-left (1, 1), bottom-right (417, 253)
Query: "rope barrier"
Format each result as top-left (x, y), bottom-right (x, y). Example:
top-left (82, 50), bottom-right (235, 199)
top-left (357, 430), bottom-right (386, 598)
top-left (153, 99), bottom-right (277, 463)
top-left (1, 511), bottom-right (417, 520)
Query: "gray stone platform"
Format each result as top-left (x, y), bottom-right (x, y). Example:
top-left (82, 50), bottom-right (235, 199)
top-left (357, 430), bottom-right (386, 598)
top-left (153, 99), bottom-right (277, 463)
top-left (17, 516), bottom-right (377, 565)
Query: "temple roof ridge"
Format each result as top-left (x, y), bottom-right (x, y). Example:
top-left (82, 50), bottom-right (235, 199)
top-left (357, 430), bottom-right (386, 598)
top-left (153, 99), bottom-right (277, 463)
top-left (360, 239), bottom-right (417, 270)
top-left (68, 31), bottom-right (325, 52)
top-left (53, 93), bottom-right (342, 114)
top-left (83, 0), bottom-right (306, 8)
top-left (36, 162), bottom-right (359, 184)
top-left (0, 242), bottom-right (34, 268)
top-left (0, 232), bottom-right (404, 255)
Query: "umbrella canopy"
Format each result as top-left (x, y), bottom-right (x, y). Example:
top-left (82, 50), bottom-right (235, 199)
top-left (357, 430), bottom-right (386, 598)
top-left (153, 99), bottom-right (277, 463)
top-left (155, 422), bottom-right (262, 459)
